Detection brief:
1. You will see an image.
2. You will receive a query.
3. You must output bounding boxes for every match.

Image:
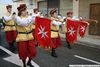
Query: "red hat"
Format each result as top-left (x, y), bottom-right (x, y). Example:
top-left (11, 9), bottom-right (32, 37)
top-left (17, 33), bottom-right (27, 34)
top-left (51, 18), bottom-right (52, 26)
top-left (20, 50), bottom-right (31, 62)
top-left (50, 8), bottom-right (57, 15)
top-left (17, 4), bottom-right (27, 12)
top-left (67, 11), bottom-right (73, 15)
top-left (6, 5), bottom-right (12, 9)
top-left (33, 8), bottom-right (39, 13)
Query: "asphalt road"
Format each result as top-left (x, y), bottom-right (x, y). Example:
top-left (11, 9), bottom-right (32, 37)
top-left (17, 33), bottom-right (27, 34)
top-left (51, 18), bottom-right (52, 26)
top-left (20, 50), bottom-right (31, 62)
top-left (0, 31), bottom-right (100, 67)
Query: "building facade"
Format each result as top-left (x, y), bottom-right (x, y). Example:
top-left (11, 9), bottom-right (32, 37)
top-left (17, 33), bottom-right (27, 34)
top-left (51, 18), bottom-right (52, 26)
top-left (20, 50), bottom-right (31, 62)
top-left (0, 0), bottom-right (100, 36)
top-left (38, 0), bottom-right (100, 36)
top-left (0, 0), bottom-right (38, 17)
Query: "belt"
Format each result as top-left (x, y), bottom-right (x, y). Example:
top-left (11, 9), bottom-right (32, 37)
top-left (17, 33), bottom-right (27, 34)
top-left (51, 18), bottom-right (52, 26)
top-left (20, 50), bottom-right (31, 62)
top-left (18, 30), bottom-right (33, 34)
top-left (51, 30), bottom-right (59, 32)
top-left (5, 24), bottom-right (15, 26)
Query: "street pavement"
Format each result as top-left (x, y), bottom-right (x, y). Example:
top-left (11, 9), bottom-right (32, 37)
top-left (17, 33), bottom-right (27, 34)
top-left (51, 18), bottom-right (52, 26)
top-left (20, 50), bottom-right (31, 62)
top-left (0, 31), bottom-right (100, 67)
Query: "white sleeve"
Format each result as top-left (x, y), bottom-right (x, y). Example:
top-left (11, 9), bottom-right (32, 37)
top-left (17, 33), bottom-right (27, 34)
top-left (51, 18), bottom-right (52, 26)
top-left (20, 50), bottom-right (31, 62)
top-left (30, 16), bottom-right (36, 23)
top-left (51, 20), bottom-right (62, 26)
top-left (72, 16), bottom-right (80, 21)
top-left (28, 16), bottom-right (33, 23)
top-left (33, 17), bottom-right (36, 23)
top-left (15, 16), bottom-right (30, 26)
top-left (3, 15), bottom-right (12, 21)
top-left (32, 14), bottom-right (39, 17)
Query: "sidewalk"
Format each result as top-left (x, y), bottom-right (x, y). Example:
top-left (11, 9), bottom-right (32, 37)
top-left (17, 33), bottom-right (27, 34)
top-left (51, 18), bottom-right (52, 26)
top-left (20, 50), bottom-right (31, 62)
top-left (60, 33), bottom-right (100, 49)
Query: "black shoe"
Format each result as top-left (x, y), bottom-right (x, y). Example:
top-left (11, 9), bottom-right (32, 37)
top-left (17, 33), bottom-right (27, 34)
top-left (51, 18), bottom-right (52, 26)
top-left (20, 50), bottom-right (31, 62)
top-left (51, 52), bottom-right (58, 58)
top-left (27, 61), bottom-right (34, 67)
top-left (9, 45), bottom-right (16, 53)
top-left (22, 60), bottom-right (27, 67)
top-left (67, 44), bottom-right (72, 49)
top-left (23, 64), bottom-right (26, 67)
top-left (35, 42), bottom-right (38, 47)
top-left (51, 49), bottom-right (58, 58)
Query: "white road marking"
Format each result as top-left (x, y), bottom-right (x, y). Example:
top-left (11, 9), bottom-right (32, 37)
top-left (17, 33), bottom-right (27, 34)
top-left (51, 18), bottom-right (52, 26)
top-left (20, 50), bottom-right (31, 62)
top-left (26, 58), bottom-right (40, 67)
top-left (0, 45), bottom-right (40, 67)
top-left (74, 55), bottom-right (100, 64)
top-left (3, 54), bottom-right (22, 66)
top-left (0, 45), bottom-right (14, 55)
top-left (69, 65), bottom-right (100, 67)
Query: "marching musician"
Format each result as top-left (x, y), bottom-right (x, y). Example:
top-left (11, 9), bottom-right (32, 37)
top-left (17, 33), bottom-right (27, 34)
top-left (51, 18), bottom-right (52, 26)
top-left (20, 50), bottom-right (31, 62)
top-left (65, 11), bottom-right (73, 49)
top-left (3, 5), bottom-right (17, 51)
top-left (50, 9), bottom-right (63, 57)
top-left (15, 4), bottom-right (36, 67)
top-left (32, 8), bottom-right (40, 36)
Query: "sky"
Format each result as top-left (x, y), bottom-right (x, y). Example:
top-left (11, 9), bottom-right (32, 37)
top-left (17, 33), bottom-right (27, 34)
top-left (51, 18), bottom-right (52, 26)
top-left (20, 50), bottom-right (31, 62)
top-left (0, 0), bottom-right (13, 4)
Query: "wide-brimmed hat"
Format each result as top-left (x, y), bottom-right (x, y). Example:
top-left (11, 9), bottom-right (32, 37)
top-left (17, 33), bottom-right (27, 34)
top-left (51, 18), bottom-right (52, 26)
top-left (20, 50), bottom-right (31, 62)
top-left (67, 11), bottom-right (73, 15)
top-left (50, 8), bottom-right (57, 15)
top-left (17, 4), bottom-right (27, 12)
top-left (33, 8), bottom-right (39, 13)
top-left (6, 5), bottom-right (12, 9)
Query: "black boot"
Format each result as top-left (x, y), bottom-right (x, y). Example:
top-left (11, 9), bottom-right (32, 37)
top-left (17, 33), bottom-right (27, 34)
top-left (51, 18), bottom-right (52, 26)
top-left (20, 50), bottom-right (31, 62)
top-left (67, 44), bottom-right (72, 49)
top-left (9, 41), bottom-right (16, 53)
top-left (27, 58), bottom-right (34, 67)
top-left (22, 60), bottom-right (26, 67)
top-left (66, 42), bottom-right (72, 49)
top-left (35, 42), bottom-right (38, 47)
top-left (51, 48), bottom-right (58, 58)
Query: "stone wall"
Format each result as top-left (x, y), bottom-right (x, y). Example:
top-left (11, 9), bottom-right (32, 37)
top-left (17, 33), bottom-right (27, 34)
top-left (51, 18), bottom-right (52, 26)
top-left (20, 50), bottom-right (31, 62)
top-left (60, 0), bottom-right (73, 16)
top-left (79, 0), bottom-right (100, 18)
